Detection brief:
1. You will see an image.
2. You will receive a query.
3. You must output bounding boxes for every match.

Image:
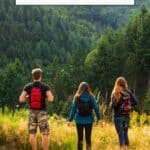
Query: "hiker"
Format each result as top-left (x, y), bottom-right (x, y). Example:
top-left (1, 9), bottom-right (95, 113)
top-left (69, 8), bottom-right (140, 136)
top-left (19, 68), bottom-right (54, 150)
top-left (67, 82), bottom-right (102, 150)
top-left (109, 77), bottom-right (137, 149)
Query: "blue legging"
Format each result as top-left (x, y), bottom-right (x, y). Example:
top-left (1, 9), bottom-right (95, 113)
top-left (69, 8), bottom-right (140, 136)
top-left (114, 116), bottom-right (130, 146)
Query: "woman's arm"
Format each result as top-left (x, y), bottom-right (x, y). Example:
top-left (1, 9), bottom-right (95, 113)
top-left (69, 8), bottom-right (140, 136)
top-left (127, 89), bottom-right (138, 106)
top-left (68, 100), bottom-right (77, 122)
top-left (109, 97), bottom-right (119, 108)
top-left (92, 97), bottom-right (101, 120)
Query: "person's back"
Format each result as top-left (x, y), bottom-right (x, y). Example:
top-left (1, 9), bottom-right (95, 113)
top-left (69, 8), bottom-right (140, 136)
top-left (25, 81), bottom-right (50, 110)
top-left (110, 77), bottom-right (137, 149)
top-left (112, 89), bottom-right (137, 117)
top-left (68, 82), bottom-right (102, 150)
top-left (19, 68), bottom-right (54, 150)
top-left (76, 93), bottom-right (93, 117)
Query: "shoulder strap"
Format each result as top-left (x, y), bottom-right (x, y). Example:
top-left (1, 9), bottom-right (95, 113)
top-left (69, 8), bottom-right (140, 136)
top-left (125, 89), bottom-right (133, 99)
top-left (89, 95), bottom-right (94, 108)
top-left (126, 89), bottom-right (137, 104)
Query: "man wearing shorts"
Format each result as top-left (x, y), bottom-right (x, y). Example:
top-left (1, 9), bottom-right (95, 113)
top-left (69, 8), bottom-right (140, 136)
top-left (19, 68), bottom-right (54, 150)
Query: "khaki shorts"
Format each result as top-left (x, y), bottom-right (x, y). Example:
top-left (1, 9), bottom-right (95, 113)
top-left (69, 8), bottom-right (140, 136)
top-left (28, 109), bottom-right (49, 134)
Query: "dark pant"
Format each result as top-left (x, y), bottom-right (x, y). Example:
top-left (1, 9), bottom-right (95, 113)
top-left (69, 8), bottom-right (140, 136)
top-left (76, 124), bottom-right (93, 150)
top-left (114, 116), bottom-right (130, 147)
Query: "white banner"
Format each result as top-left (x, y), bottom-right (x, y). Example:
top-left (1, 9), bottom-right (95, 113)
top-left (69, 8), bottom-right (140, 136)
top-left (16, 0), bottom-right (134, 5)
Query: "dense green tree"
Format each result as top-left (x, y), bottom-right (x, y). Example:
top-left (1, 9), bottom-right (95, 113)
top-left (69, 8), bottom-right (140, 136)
top-left (0, 0), bottom-right (149, 116)
top-left (85, 8), bottom-right (150, 112)
top-left (0, 59), bottom-right (26, 115)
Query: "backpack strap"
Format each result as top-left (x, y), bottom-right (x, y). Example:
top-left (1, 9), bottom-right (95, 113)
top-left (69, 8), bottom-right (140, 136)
top-left (76, 95), bottom-right (93, 108)
top-left (125, 89), bottom-right (137, 106)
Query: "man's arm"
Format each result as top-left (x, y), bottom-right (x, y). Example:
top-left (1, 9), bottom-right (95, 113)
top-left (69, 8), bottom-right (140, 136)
top-left (19, 91), bottom-right (28, 103)
top-left (46, 90), bottom-right (54, 102)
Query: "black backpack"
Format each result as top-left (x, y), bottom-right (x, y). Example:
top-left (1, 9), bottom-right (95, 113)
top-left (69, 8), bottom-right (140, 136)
top-left (119, 90), bottom-right (132, 115)
top-left (76, 97), bottom-right (93, 116)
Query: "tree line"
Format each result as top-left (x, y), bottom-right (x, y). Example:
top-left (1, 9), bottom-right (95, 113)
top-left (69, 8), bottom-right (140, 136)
top-left (0, 0), bottom-right (149, 116)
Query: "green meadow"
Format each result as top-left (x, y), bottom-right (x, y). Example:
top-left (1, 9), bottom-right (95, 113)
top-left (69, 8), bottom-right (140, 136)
top-left (0, 109), bottom-right (149, 150)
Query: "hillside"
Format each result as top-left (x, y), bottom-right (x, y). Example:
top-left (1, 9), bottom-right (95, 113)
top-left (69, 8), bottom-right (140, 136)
top-left (0, 0), bottom-right (150, 65)
top-left (0, 0), bottom-right (149, 115)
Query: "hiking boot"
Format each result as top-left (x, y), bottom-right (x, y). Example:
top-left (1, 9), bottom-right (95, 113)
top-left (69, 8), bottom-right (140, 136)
top-left (86, 144), bottom-right (91, 150)
top-left (78, 141), bottom-right (83, 150)
top-left (120, 145), bottom-right (126, 150)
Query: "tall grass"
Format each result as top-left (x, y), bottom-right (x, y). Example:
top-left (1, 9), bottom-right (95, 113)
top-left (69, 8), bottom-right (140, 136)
top-left (0, 109), bottom-right (150, 150)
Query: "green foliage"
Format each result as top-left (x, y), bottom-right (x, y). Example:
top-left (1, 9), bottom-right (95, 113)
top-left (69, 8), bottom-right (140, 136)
top-left (0, 0), bottom-right (149, 115)
top-left (60, 98), bottom-right (73, 117)
top-left (0, 59), bottom-right (27, 114)
top-left (144, 88), bottom-right (150, 114)
top-left (85, 8), bottom-right (150, 112)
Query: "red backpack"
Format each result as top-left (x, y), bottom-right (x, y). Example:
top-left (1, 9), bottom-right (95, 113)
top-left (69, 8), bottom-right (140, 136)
top-left (30, 86), bottom-right (42, 109)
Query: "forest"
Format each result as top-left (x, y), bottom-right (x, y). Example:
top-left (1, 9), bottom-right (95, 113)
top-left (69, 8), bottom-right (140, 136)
top-left (0, 0), bottom-right (150, 117)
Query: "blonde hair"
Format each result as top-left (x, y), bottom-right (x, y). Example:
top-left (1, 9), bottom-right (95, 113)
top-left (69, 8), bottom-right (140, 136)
top-left (74, 82), bottom-right (94, 101)
top-left (111, 77), bottom-right (128, 102)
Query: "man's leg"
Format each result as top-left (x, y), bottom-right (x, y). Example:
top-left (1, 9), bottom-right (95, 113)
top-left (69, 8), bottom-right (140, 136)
top-left (29, 134), bottom-right (37, 150)
top-left (38, 111), bottom-right (50, 150)
top-left (28, 110), bottom-right (38, 150)
top-left (42, 134), bottom-right (49, 150)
